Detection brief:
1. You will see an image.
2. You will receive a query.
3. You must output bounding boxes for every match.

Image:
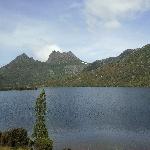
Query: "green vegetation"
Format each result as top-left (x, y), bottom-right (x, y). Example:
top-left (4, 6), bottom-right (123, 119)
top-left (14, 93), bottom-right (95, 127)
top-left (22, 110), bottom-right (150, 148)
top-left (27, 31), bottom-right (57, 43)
top-left (0, 128), bottom-right (30, 149)
top-left (32, 89), bottom-right (53, 150)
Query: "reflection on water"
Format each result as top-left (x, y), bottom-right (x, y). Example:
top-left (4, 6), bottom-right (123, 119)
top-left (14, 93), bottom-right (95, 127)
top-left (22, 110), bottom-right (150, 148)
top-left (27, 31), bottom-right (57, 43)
top-left (0, 87), bottom-right (150, 150)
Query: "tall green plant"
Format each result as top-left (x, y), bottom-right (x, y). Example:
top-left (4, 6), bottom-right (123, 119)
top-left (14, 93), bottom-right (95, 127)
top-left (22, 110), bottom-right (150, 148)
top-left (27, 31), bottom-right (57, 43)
top-left (32, 89), bottom-right (53, 150)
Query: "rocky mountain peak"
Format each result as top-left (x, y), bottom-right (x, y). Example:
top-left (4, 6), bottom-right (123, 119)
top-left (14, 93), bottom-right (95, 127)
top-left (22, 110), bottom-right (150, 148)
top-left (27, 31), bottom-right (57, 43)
top-left (10, 53), bottom-right (35, 64)
top-left (46, 51), bottom-right (81, 64)
top-left (67, 51), bottom-right (76, 57)
top-left (17, 53), bottom-right (29, 59)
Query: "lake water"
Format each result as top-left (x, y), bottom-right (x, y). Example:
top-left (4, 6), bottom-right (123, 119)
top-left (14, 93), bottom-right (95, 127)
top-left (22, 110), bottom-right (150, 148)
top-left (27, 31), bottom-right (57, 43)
top-left (0, 87), bottom-right (150, 150)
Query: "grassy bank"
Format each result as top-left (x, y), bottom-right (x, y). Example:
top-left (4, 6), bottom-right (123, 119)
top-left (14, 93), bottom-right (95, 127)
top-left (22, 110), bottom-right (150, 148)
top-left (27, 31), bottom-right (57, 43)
top-left (0, 147), bottom-right (29, 150)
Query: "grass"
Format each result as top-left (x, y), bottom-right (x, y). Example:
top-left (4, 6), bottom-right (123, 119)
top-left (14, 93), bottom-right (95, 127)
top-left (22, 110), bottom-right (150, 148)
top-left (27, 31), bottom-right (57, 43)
top-left (0, 147), bottom-right (29, 150)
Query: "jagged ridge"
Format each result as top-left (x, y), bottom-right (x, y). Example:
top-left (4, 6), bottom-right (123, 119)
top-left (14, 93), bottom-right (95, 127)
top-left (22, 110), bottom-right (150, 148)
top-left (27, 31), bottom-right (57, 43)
top-left (46, 51), bottom-right (82, 64)
top-left (0, 51), bottom-right (87, 89)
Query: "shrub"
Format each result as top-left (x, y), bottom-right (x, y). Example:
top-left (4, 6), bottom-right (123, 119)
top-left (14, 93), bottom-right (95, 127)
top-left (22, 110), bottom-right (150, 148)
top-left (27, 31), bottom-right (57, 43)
top-left (34, 138), bottom-right (53, 150)
top-left (63, 148), bottom-right (72, 150)
top-left (1, 132), bottom-right (9, 146)
top-left (0, 131), bottom-right (2, 145)
top-left (1, 128), bottom-right (29, 147)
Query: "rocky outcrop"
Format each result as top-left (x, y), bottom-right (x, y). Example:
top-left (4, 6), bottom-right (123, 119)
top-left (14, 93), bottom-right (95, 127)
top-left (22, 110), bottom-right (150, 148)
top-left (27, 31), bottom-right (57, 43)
top-left (46, 51), bottom-right (82, 64)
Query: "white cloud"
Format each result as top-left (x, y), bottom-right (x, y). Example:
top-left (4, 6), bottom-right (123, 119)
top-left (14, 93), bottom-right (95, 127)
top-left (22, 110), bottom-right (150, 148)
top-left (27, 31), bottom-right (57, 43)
top-left (32, 44), bottom-right (62, 61)
top-left (0, 17), bottom-right (62, 62)
top-left (85, 0), bottom-right (150, 29)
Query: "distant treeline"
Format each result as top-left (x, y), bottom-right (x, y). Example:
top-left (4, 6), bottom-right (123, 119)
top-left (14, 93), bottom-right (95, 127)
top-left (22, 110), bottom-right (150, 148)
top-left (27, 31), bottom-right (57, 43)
top-left (0, 86), bottom-right (38, 91)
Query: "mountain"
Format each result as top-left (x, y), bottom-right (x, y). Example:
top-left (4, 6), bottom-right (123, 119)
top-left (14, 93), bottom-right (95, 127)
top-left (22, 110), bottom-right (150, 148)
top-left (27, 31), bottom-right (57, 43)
top-left (0, 54), bottom-right (50, 89)
top-left (0, 44), bottom-right (150, 89)
top-left (0, 51), bottom-right (87, 89)
top-left (46, 51), bottom-right (82, 64)
top-left (64, 44), bottom-right (150, 87)
top-left (84, 49), bottom-right (136, 72)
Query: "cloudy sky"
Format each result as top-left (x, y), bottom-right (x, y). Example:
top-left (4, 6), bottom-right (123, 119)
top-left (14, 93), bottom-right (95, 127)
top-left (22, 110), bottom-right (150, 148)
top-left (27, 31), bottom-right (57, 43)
top-left (0, 0), bottom-right (150, 66)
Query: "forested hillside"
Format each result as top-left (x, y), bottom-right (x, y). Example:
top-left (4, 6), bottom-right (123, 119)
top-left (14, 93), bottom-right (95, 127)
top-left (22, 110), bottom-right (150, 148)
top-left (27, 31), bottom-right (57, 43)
top-left (63, 44), bottom-right (150, 87)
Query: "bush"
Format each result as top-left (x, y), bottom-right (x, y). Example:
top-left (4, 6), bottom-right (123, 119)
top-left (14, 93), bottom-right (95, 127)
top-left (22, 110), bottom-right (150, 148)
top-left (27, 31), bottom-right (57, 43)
top-left (28, 139), bottom-right (34, 147)
top-left (1, 128), bottom-right (29, 147)
top-left (63, 148), bottom-right (72, 150)
top-left (1, 132), bottom-right (9, 146)
top-left (0, 131), bottom-right (2, 144)
top-left (34, 138), bottom-right (53, 150)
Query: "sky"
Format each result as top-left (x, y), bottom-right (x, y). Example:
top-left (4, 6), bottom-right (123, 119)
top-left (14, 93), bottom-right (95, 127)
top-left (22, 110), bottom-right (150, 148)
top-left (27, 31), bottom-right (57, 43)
top-left (0, 0), bottom-right (150, 66)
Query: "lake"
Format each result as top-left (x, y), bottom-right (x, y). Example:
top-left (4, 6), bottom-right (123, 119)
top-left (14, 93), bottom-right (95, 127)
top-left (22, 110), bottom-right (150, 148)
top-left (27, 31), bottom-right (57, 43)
top-left (0, 87), bottom-right (150, 150)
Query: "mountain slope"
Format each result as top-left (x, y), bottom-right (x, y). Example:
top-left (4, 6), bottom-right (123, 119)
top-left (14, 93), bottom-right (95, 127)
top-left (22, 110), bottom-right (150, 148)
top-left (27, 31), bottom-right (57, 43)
top-left (64, 44), bottom-right (150, 87)
top-left (0, 54), bottom-right (52, 88)
top-left (0, 51), bottom-right (87, 89)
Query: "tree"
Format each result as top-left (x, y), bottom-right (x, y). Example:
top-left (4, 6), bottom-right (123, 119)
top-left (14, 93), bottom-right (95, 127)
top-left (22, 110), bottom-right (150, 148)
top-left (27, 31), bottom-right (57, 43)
top-left (32, 89), bottom-right (53, 150)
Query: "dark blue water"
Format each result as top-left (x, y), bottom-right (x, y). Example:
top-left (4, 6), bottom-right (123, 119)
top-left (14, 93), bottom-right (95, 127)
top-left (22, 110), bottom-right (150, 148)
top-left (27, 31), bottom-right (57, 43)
top-left (0, 88), bottom-right (150, 150)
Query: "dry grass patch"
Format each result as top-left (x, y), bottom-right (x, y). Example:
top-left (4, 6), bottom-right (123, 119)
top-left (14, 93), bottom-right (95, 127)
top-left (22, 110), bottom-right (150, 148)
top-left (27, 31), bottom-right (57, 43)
top-left (0, 147), bottom-right (29, 150)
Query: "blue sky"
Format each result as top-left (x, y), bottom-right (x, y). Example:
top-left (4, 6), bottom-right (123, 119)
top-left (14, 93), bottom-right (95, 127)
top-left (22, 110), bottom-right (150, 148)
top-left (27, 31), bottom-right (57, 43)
top-left (0, 0), bottom-right (150, 66)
